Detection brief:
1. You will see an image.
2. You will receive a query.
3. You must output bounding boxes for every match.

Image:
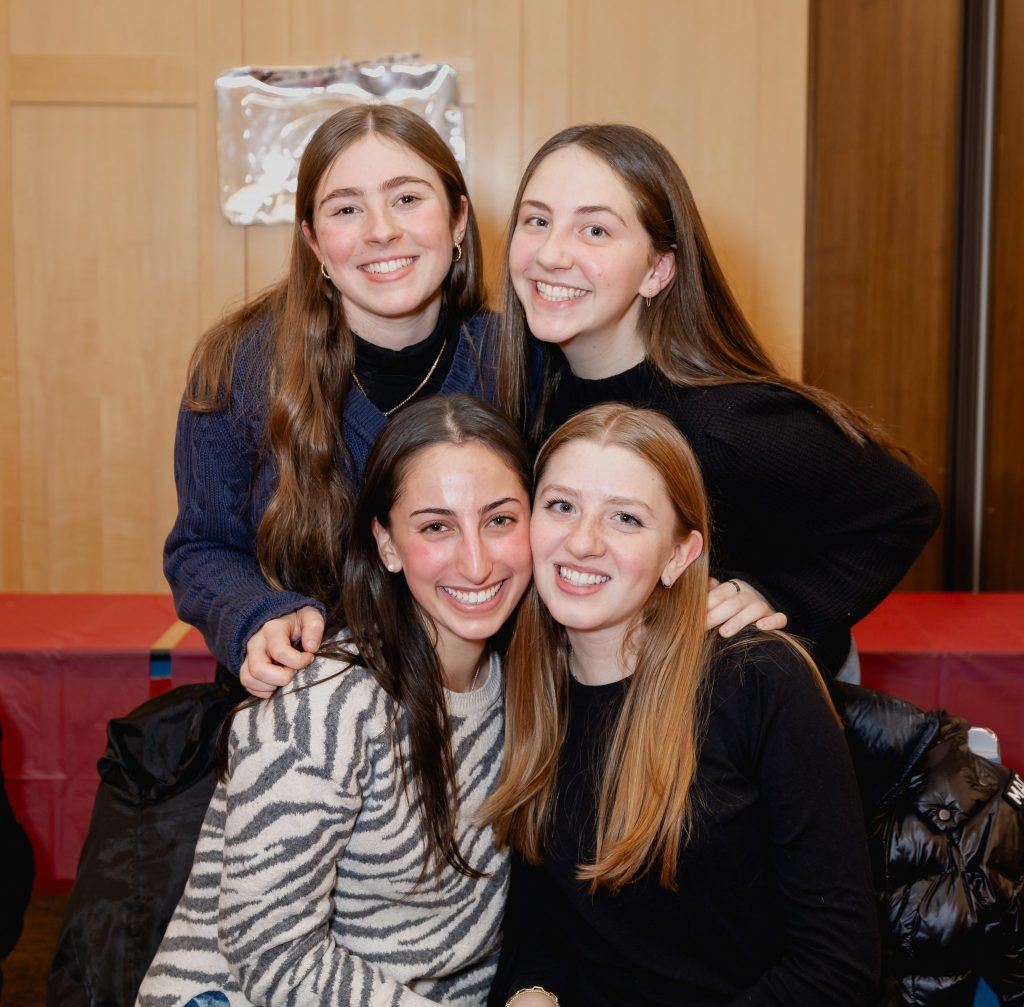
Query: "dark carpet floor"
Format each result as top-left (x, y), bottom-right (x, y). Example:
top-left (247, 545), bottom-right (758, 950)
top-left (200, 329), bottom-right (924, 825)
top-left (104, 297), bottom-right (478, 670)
top-left (2, 896), bottom-right (66, 1006)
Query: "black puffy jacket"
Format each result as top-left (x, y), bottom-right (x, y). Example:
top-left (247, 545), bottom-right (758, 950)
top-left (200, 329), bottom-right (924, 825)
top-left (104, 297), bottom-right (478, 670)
top-left (833, 683), bottom-right (1024, 1006)
top-left (47, 675), bottom-right (243, 1006)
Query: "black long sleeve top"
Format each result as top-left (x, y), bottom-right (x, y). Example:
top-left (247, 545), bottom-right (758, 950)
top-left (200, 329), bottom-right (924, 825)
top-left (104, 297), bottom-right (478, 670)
top-left (543, 362), bottom-right (942, 675)
top-left (496, 637), bottom-right (881, 1007)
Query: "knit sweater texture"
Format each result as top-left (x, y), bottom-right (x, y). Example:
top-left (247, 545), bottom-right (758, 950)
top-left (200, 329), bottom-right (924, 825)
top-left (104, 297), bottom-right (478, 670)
top-left (138, 649), bottom-right (508, 1007)
top-left (544, 361), bottom-right (941, 675)
top-left (163, 310), bottom-right (499, 673)
top-left (496, 637), bottom-right (880, 1007)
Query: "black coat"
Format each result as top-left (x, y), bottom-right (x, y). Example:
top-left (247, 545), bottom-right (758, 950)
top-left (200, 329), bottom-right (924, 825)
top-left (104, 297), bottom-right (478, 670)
top-left (1, 721), bottom-right (35, 994)
top-left (833, 683), bottom-right (1024, 1006)
top-left (47, 674), bottom-right (243, 1007)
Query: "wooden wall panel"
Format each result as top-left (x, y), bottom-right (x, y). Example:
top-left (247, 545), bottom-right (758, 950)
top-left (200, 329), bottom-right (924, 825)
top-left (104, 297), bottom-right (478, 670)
top-left (804, 0), bottom-right (961, 590)
top-left (1, 0), bottom-right (811, 593)
top-left (0, 1), bottom-right (24, 590)
top-left (983, 1), bottom-right (1024, 588)
top-left (11, 106), bottom-right (199, 590)
top-left (4, 2), bottom-right (244, 592)
top-left (520, 0), bottom-right (809, 376)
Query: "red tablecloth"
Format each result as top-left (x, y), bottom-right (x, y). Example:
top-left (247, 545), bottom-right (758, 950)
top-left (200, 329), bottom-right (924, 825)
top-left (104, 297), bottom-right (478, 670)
top-left (3, 591), bottom-right (1021, 891)
top-left (0, 594), bottom-right (216, 891)
top-left (854, 592), bottom-right (1024, 772)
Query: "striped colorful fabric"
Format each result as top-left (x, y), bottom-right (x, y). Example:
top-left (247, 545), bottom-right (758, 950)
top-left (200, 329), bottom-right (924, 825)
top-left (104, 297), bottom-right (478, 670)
top-left (137, 648), bottom-right (507, 1007)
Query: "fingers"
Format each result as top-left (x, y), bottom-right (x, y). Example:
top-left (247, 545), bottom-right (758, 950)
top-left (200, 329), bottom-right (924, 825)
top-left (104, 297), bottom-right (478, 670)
top-left (706, 578), bottom-right (786, 638)
top-left (239, 660), bottom-right (278, 700)
top-left (296, 606), bottom-right (325, 654)
top-left (241, 611), bottom-right (322, 699)
top-left (754, 611), bottom-right (788, 631)
top-left (706, 577), bottom-right (742, 611)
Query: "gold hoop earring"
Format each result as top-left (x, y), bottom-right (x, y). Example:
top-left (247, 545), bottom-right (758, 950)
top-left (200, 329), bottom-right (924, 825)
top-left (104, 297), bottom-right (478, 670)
top-left (452, 242), bottom-right (463, 263)
top-left (320, 262), bottom-right (330, 281)
top-left (645, 296), bottom-right (652, 308)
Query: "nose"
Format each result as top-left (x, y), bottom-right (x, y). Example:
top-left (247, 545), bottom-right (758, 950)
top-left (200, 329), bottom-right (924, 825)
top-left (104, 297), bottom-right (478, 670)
top-left (364, 202), bottom-right (401, 245)
top-left (456, 530), bottom-right (493, 585)
top-left (535, 226), bottom-right (572, 271)
top-left (565, 514), bottom-right (604, 559)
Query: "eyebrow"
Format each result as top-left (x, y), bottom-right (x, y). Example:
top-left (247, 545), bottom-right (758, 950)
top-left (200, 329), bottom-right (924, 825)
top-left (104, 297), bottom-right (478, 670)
top-left (520, 198), bottom-right (626, 227)
top-left (319, 175), bottom-right (435, 208)
top-left (538, 483), bottom-right (655, 516)
top-left (408, 497), bottom-right (523, 519)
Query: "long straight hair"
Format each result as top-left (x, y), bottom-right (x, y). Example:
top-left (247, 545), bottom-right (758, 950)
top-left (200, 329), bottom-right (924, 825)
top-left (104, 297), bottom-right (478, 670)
top-left (482, 404), bottom-right (718, 891)
top-left (185, 105), bottom-right (486, 606)
top-left (495, 123), bottom-right (902, 455)
top-left (323, 393), bottom-right (530, 881)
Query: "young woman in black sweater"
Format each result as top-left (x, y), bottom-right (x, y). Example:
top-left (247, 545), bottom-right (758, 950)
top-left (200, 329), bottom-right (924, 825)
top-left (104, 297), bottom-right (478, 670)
top-left (495, 124), bottom-right (940, 677)
top-left (483, 404), bottom-right (880, 1007)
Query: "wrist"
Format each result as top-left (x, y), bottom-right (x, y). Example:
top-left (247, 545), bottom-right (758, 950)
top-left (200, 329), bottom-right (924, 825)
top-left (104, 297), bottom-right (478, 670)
top-left (506, 987), bottom-right (560, 1007)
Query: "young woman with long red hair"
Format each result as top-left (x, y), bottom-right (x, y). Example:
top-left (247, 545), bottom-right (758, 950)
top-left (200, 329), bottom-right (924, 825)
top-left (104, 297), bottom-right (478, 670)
top-left (484, 404), bottom-right (880, 1007)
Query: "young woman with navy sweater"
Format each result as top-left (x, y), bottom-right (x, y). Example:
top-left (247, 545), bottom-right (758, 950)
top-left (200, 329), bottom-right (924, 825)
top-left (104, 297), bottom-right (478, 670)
top-left (165, 104), bottom-right (498, 698)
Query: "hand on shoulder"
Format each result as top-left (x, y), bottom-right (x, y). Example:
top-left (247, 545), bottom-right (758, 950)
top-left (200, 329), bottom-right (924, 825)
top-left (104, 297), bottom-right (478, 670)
top-left (240, 606), bottom-right (325, 698)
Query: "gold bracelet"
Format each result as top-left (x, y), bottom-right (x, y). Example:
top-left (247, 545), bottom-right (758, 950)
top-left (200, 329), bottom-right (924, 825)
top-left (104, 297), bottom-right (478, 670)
top-left (505, 987), bottom-right (560, 1007)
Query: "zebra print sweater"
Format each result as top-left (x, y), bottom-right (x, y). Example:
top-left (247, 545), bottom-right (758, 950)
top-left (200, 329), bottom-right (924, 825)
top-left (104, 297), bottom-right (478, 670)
top-left (137, 649), bottom-right (508, 1007)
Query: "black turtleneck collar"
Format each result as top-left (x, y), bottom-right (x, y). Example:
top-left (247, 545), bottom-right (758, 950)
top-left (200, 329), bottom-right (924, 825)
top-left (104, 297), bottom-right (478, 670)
top-left (352, 307), bottom-right (459, 415)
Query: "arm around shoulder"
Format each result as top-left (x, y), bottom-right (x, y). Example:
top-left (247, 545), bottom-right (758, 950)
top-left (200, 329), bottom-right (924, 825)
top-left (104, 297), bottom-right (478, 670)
top-left (704, 385), bottom-right (941, 641)
top-left (163, 329), bottom-right (322, 673)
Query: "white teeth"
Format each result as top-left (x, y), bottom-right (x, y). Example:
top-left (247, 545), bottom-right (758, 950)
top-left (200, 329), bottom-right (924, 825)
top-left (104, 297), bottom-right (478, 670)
top-left (558, 566), bottom-right (610, 587)
top-left (363, 257), bottom-right (415, 274)
top-left (536, 280), bottom-right (587, 302)
top-left (443, 582), bottom-right (503, 605)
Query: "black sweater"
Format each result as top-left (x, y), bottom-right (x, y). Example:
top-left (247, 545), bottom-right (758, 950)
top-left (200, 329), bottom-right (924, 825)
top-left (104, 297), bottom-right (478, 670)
top-left (544, 362), bottom-right (941, 675)
top-left (496, 639), bottom-right (881, 1007)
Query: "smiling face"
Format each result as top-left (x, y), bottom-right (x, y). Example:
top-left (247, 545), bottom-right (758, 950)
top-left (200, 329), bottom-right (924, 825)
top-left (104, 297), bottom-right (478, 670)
top-left (508, 145), bottom-right (675, 378)
top-left (302, 133), bottom-right (468, 349)
top-left (530, 439), bottom-right (700, 658)
top-left (373, 441), bottom-right (533, 679)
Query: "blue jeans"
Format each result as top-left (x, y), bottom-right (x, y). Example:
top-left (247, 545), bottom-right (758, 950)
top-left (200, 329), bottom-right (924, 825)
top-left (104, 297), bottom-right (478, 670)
top-left (183, 993), bottom-right (230, 1007)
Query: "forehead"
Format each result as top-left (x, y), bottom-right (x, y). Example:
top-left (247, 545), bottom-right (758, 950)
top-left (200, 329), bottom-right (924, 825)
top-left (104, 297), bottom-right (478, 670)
top-left (523, 145), bottom-right (636, 213)
top-left (317, 133), bottom-right (446, 195)
top-left (396, 441), bottom-right (526, 505)
top-left (540, 440), bottom-right (670, 506)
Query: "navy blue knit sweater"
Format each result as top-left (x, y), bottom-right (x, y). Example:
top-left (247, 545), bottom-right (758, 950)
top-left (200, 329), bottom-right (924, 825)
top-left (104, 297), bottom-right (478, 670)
top-left (164, 310), bottom-right (499, 673)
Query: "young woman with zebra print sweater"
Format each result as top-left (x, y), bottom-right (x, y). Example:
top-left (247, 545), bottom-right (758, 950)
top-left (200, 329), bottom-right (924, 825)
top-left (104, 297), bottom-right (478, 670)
top-left (137, 395), bottom-right (533, 1007)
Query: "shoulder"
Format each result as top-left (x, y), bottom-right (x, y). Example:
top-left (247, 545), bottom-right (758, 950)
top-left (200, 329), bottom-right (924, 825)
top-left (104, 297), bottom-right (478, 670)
top-left (227, 306), bottom-right (275, 406)
top-left (707, 631), bottom-right (831, 718)
top-left (705, 632), bottom-right (850, 773)
top-left (446, 309), bottom-right (502, 401)
top-left (230, 643), bottom-right (391, 759)
top-left (695, 381), bottom-right (839, 440)
top-left (461, 308), bottom-right (500, 345)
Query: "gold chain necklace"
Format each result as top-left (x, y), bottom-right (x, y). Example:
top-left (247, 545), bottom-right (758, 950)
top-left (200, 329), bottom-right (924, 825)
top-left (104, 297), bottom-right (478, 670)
top-left (351, 335), bottom-right (448, 418)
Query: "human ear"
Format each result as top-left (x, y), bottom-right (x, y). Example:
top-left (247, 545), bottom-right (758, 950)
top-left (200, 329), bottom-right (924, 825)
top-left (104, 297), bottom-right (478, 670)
top-left (301, 219), bottom-right (321, 260)
top-left (660, 529), bottom-right (703, 588)
top-left (643, 248), bottom-right (677, 298)
top-left (371, 517), bottom-right (402, 573)
top-left (452, 194), bottom-right (470, 244)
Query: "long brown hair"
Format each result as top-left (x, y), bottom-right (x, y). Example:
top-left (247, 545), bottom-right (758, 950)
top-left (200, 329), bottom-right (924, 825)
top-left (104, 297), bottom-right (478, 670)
top-left (495, 123), bottom-right (901, 455)
top-left (185, 105), bottom-right (486, 605)
top-left (324, 393), bottom-right (529, 881)
top-left (482, 404), bottom-right (833, 892)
